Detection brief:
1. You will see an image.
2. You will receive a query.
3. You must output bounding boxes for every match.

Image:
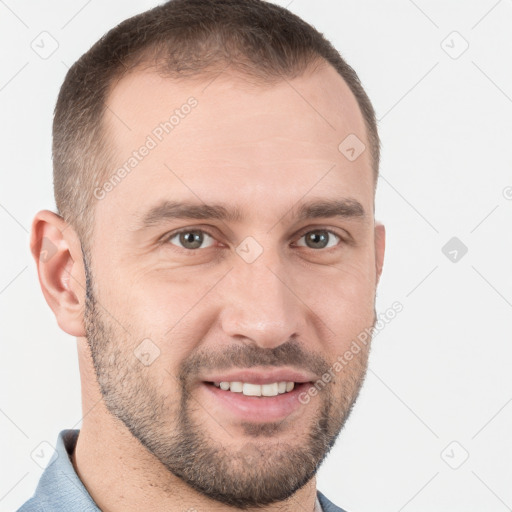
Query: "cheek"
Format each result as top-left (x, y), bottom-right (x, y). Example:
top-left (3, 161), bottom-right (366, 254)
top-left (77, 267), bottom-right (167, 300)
top-left (298, 253), bottom-right (376, 308)
top-left (295, 260), bottom-right (376, 351)
top-left (99, 267), bottom-right (221, 356)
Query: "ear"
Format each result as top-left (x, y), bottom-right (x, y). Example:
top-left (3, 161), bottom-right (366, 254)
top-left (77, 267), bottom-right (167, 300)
top-left (30, 210), bottom-right (86, 337)
top-left (374, 221), bottom-right (385, 285)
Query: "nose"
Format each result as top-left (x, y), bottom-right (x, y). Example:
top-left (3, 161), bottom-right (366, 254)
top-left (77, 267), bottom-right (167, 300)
top-left (219, 253), bottom-right (305, 350)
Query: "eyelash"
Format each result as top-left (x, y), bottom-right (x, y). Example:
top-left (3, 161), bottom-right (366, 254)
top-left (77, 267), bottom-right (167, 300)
top-left (162, 227), bottom-right (347, 252)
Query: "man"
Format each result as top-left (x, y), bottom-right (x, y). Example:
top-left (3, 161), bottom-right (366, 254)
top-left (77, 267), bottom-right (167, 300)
top-left (21, 0), bottom-right (385, 510)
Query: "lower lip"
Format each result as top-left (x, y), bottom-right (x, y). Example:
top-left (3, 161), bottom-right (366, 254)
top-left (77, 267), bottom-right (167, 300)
top-left (200, 382), bottom-right (312, 423)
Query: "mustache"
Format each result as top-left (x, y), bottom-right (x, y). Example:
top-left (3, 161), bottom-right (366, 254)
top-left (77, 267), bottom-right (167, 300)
top-left (179, 338), bottom-right (331, 384)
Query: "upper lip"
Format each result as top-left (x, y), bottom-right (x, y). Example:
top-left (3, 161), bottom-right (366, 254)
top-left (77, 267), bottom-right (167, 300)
top-left (201, 368), bottom-right (317, 385)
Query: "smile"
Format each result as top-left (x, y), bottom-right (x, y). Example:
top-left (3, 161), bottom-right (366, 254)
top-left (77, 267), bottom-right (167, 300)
top-left (211, 381), bottom-right (296, 397)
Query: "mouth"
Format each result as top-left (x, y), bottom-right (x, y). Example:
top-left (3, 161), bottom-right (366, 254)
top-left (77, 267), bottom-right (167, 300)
top-left (200, 380), bottom-right (315, 423)
top-left (207, 380), bottom-right (301, 396)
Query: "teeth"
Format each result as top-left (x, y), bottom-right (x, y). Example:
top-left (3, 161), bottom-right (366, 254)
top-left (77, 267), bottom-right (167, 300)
top-left (213, 381), bottom-right (296, 396)
top-left (243, 383), bottom-right (261, 396)
top-left (229, 381), bottom-right (243, 393)
top-left (261, 383), bottom-right (278, 396)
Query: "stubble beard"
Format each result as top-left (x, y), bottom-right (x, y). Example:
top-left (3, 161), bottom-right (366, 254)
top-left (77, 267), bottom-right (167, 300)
top-left (83, 255), bottom-right (373, 509)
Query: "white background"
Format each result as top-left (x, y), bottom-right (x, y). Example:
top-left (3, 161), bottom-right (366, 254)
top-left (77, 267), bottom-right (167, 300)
top-left (1, 1), bottom-right (511, 511)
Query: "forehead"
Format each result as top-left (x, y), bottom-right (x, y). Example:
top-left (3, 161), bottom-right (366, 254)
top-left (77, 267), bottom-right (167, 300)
top-left (97, 63), bottom-right (373, 224)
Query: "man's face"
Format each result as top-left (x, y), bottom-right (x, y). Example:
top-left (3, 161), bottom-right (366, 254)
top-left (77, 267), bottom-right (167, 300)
top-left (84, 63), bottom-right (383, 507)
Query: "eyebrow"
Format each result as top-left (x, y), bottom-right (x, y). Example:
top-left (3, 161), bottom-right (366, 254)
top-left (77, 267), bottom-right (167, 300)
top-left (137, 198), bottom-right (366, 228)
top-left (295, 198), bottom-right (366, 221)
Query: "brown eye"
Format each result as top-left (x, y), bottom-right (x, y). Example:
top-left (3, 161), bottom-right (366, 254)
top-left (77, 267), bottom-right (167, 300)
top-left (296, 230), bottom-right (340, 250)
top-left (167, 230), bottom-right (215, 250)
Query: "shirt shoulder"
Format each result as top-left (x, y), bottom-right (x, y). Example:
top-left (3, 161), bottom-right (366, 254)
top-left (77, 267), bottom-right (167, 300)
top-left (317, 489), bottom-right (351, 512)
top-left (16, 497), bottom-right (46, 512)
top-left (16, 429), bottom-right (100, 512)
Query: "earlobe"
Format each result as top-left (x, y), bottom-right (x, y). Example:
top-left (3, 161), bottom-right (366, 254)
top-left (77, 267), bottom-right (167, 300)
top-left (374, 222), bottom-right (385, 284)
top-left (30, 210), bottom-right (87, 337)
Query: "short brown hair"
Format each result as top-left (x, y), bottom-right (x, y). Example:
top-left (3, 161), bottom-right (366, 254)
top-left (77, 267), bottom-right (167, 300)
top-left (53, 0), bottom-right (380, 246)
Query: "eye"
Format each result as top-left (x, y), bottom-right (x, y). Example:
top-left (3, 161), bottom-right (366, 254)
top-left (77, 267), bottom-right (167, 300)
top-left (166, 229), bottom-right (215, 250)
top-left (295, 229), bottom-right (341, 250)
